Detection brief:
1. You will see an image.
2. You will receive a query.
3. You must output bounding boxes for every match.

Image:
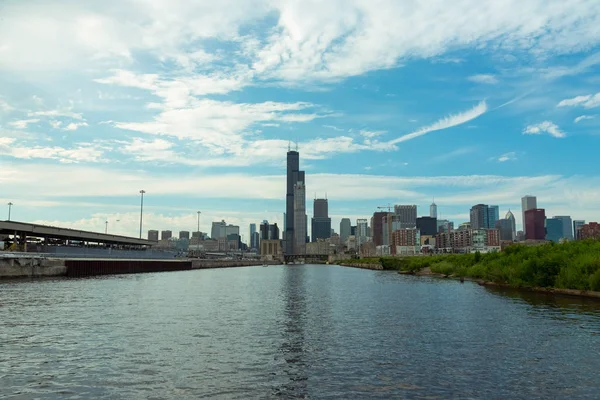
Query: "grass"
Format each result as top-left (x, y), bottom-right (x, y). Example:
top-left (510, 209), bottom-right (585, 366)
top-left (344, 240), bottom-right (600, 291)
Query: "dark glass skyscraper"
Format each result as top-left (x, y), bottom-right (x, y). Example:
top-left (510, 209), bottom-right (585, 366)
top-left (311, 198), bottom-right (331, 242)
top-left (285, 149), bottom-right (305, 255)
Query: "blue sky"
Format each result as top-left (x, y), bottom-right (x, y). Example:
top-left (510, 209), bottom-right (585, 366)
top-left (1, 0), bottom-right (600, 239)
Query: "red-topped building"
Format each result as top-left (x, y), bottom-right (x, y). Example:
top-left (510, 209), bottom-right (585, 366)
top-left (525, 208), bottom-right (546, 240)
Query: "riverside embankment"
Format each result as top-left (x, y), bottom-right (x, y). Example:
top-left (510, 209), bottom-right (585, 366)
top-left (0, 255), bottom-right (277, 279)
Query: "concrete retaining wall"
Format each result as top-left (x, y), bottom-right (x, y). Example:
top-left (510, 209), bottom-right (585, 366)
top-left (0, 257), bottom-right (67, 279)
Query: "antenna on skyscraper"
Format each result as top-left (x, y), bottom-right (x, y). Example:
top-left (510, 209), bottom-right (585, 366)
top-left (288, 140), bottom-right (291, 151)
top-left (295, 140), bottom-right (298, 151)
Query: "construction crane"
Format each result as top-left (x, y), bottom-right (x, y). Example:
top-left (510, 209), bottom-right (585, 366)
top-left (377, 204), bottom-right (393, 213)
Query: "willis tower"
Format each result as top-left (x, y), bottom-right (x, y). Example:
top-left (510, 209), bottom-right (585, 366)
top-left (285, 145), bottom-right (305, 255)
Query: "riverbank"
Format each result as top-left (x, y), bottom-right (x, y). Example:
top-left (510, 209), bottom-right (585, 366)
top-left (0, 256), bottom-right (277, 279)
top-left (339, 240), bottom-right (600, 300)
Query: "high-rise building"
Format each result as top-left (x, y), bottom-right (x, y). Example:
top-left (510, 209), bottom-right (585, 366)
top-left (524, 208), bottom-right (545, 240)
top-left (470, 204), bottom-right (489, 230)
top-left (161, 230), bottom-right (172, 240)
top-left (340, 218), bottom-right (351, 242)
top-left (269, 223), bottom-right (280, 240)
top-left (285, 148), bottom-right (305, 255)
top-left (371, 211), bottom-right (387, 246)
top-left (580, 222), bottom-right (600, 240)
top-left (552, 216), bottom-right (573, 241)
top-left (311, 198), bottom-right (331, 242)
top-left (260, 220), bottom-right (269, 240)
top-left (430, 200), bottom-right (438, 219)
top-left (356, 219), bottom-right (368, 248)
top-left (545, 218), bottom-right (563, 243)
top-left (249, 223), bottom-right (257, 248)
top-left (251, 231), bottom-right (260, 250)
top-left (495, 219), bottom-right (514, 241)
top-left (293, 181), bottom-right (306, 254)
top-left (488, 205), bottom-right (499, 230)
top-left (148, 230), bottom-right (159, 241)
top-left (416, 216), bottom-right (437, 236)
top-left (573, 220), bottom-right (585, 240)
top-left (505, 210), bottom-right (516, 240)
top-left (395, 205), bottom-right (417, 229)
top-left (179, 231), bottom-right (190, 240)
top-left (521, 195), bottom-right (537, 235)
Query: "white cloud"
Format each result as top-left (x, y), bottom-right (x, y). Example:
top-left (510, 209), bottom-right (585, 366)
top-left (557, 93), bottom-right (600, 109)
top-left (9, 119), bottom-right (39, 129)
top-left (0, 140), bottom-right (104, 163)
top-left (388, 101), bottom-right (487, 145)
top-left (496, 152), bottom-right (517, 162)
top-left (49, 120), bottom-right (63, 129)
top-left (360, 129), bottom-right (386, 138)
top-left (574, 115), bottom-right (595, 123)
top-left (432, 147), bottom-right (478, 163)
top-left (0, 98), bottom-right (14, 112)
top-left (28, 109), bottom-right (84, 120)
top-left (63, 122), bottom-right (89, 131)
top-left (468, 74), bottom-right (498, 84)
top-left (523, 121), bottom-right (566, 138)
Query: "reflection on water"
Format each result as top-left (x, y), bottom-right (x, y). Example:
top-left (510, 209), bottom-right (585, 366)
top-left (275, 266), bottom-right (308, 398)
top-left (1, 265), bottom-right (600, 399)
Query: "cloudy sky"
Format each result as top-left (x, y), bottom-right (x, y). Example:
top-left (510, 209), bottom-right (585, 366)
top-left (1, 0), bottom-right (600, 239)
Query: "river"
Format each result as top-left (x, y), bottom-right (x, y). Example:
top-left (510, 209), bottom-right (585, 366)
top-left (1, 265), bottom-right (599, 399)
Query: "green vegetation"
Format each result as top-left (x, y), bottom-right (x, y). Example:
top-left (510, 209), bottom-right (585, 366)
top-left (345, 240), bottom-right (600, 291)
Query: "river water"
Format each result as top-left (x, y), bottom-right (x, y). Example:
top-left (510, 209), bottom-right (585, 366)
top-left (1, 265), bottom-right (600, 399)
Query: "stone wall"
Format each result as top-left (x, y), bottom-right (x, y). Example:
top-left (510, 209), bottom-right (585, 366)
top-left (0, 257), bottom-right (67, 279)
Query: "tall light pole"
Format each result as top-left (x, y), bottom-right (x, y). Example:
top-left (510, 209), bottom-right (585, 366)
top-left (105, 220), bottom-right (108, 234)
top-left (197, 211), bottom-right (201, 239)
top-left (139, 190), bottom-right (146, 239)
top-left (7, 202), bottom-right (13, 221)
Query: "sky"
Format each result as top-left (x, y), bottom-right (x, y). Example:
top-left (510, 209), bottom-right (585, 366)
top-left (1, 0), bottom-right (600, 240)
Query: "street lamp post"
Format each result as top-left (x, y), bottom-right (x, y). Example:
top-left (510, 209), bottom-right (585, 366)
top-left (7, 202), bottom-right (13, 221)
top-left (197, 211), bottom-right (201, 239)
top-left (105, 220), bottom-right (108, 234)
top-left (139, 190), bottom-right (146, 239)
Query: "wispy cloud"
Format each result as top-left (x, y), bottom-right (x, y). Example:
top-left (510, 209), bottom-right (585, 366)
top-left (63, 122), bottom-right (89, 131)
top-left (360, 129), bottom-right (386, 138)
top-left (468, 74), bottom-right (498, 84)
top-left (557, 93), bottom-right (600, 109)
top-left (432, 146), bottom-right (478, 163)
top-left (574, 115), bottom-right (596, 123)
top-left (28, 109), bottom-right (84, 120)
top-left (9, 119), bottom-right (39, 129)
top-left (496, 152), bottom-right (517, 162)
top-left (388, 101), bottom-right (487, 145)
top-left (523, 121), bottom-right (566, 138)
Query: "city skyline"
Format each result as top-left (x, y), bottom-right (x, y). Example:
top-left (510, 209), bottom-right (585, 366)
top-left (2, 1), bottom-right (600, 236)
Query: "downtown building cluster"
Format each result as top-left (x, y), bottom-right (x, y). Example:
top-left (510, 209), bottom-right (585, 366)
top-left (146, 149), bottom-right (600, 259)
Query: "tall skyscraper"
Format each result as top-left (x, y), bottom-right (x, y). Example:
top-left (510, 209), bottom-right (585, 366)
top-left (293, 181), bottom-right (306, 254)
top-left (521, 195), bottom-right (537, 234)
top-left (416, 217), bottom-right (437, 236)
top-left (161, 230), bottom-right (172, 240)
top-left (179, 231), bottom-right (190, 240)
top-left (340, 218), bottom-right (351, 242)
top-left (148, 230), bottom-right (159, 241)
top-left (488, 205), bottom-right (499, 229)
top-left (285, 148), bottom-right (305, 255)
top-left (371, 211), bottom-right (387, 246)
top-left (249, 223), bottom-right (257, 248)
top-left (545, 218), bottom-right (563, 242)
top-left (311, 198), bottom-right (331, 242)
top-left (395, 205), bottom-right (417, 229)
top-left (470, 204), bottom-right (489, 230)
top-left (356, 218), bottom-right (368, 249)
top-left (430, 200), bottom-right (438, 219)
top-left (553, 216), bottom-right (573, 241)
top-left (525, 208), bottom-right (545, 240)
top-left (573, 220), bottom-right (585, 240)
top-left (505, 210), bottom-right (516, 240)
top-left (495, 219), bottom-right (514, 241)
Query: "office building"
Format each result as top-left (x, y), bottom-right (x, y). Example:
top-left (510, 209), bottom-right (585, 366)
top-left (251, 231), bottom-right (260, 250)
top-left (311, 198), bottom-right (331, 242)
top-left (488, 205), bottom-right (499, 230)
top-left (495, 219), bottom-right (514, 241)
top-left (293, 181), bottom-right (306, 254)
top-left (391, 228), bottom-right (420, 255)
top-left (545, 218), bottom-right (563, 243)
top-left (356, 219), bottom-right (368, 248)
top-left (211, 220), bottom-right (239, 239)
top-left (430, 200), bottom-right (438, 219)
top-left (573, 220), bottom-right (585, 240)
top-left (521, 195), bottom-right (537, 235)
top-left (416, 216), bottom-right (437, 236)
top-left (505, 210), bottom-right (516, 240)
top-left (285, 147), bottom-right (305, 255)
top-left (524, 208), bottom-right (546, 240)
top-left (371, 211), bottom-right (387, 246)
top-left (148, 230), bottom-right (159, 241)
top-left (395, 205), bottom-right (417, 229)
top-left (260, 221), bottom-right (269, 240)
top-left (437, 219), bottom-right (453, 233)
top-left (161, 230), bottom-right (172, 240)
top-left (552, 216), bottom-right (573, 241)
top-left (270, 223), bottom-right (280, 240)
top-left (249, 223), bottom-right (257, 248)
top-left (580, 222), bottom-right (600, 239)
top-left (179, 231), bottom-right (190, 240)
top-left (470, 204), bottom-right (489, 230)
